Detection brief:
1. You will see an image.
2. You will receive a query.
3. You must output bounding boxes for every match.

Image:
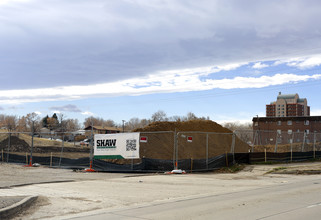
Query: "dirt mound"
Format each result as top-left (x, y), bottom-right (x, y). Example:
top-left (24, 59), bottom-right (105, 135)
top-left (134, 120), bottom-right (231, 133)
top-left (0, 136), bottom-right (31, 152)
top-left (134, 120), bottom-right (249, 160)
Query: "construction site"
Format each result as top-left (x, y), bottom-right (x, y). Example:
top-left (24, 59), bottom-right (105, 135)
top-left (0, 119), bottom-right (320, 172)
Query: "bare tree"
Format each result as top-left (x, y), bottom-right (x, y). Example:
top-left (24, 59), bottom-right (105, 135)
top-left (223, 122), bottom-right (252, 144)
top-left (4, 115), bottom-right (18, 132)
top-left (186, 112), bottom-right (198, 121)
top-left (57, 113), bottom-right (67, 132)
top-left (83, 117), bottom-right (115, 128)
top-left (65, 119), bottom-right (81, 131)
top-left (17, 116), bottom-right (27, 132)
top-left (25, 112), bottom-right (41, 132)
top-left (151, 110), bottom-right (167, 122)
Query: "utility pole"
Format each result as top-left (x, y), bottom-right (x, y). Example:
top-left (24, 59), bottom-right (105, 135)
top-left (122, 120), bottom-right (125, 133)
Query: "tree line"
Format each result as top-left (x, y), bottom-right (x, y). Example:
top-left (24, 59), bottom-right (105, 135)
top-left (0, 111), bottom-right (212, 133)
top-left (0, 110), bottom-right (252, 135)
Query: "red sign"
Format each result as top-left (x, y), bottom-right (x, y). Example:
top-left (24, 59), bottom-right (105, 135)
top-left (187, 136), bottom-right (192, 142)
top-left (140, 136), bottom-right (148, 143)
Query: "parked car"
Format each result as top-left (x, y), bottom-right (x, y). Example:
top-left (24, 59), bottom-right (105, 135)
top-left (80, 139), bottom-right (90, 146)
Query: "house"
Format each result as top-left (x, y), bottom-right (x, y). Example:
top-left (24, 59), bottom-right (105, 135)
top-left (84, 126), bottom-right (122, 138)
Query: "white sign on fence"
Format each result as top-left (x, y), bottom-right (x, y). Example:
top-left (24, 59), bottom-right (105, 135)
top-left (94, 133), bottom-right (140, 159)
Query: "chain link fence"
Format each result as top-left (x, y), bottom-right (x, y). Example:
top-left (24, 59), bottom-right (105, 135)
top-left (1, 130), bottom-right (320, 171)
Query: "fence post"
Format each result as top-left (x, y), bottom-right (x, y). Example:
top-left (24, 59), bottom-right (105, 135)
top-left (175, 129), bottom-right (178, 169)
top-left (1, 149), bottom-right (3, 162)
top-left (313, 132), bottom-right (316, 159)
top-left (264, 148), bottom-right (267, 163)
top-left (30, 121), bottom-right (34, 166)
top-left (301, 131), bottom-right (306, 152)
top-left (50, 152), bottom-right (53, 167)
top-left (59, 133), bottom-right (65, 167)
top-left (225, 151), bottom-right (228, 167)
top-left (6, 132), bottom-right (11, 162)
top-left (230, 133), bottom-right (236, 164)
top-left (206, 133), bottom-right (208, 170)
top-left (274, 131), bottom-right (278, 153)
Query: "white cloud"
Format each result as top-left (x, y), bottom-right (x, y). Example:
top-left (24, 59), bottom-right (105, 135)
top-left (34, 111), bottom-right (41, 115)
top-left (273, 55), bottom-right (321, 69)
top-left (252, 62), bottom-right (269, 69)
top-left (0, 64), bottom-right (320, 105)
top-left (310, 109), bottom-right (321, 116)
top-left (81, 111), bottom-right (94, 116)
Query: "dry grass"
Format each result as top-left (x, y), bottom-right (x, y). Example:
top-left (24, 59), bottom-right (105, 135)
top-left (0, 131), bottom-right (77, 147)
top-left (18, 133), bottom-right (76, 147)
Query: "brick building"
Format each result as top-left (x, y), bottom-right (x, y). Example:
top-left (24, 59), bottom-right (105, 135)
top-left (266, 92), bottom-right (310, 117)
top-left (252, 116), bottom-right (321, 145)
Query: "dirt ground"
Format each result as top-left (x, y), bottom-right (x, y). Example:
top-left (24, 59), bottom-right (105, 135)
top-left (1, 161), bottom-right (321, 219)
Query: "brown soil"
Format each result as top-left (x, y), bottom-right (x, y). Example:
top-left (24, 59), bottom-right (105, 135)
top-left (135, 120), bottom-right (232, 133)
top-left (134, 120), bottom-right (250, 160)
top-left (0, 136), bottom-right (31, 152)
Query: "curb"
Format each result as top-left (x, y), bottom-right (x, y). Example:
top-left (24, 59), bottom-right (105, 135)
top-left (0, 196), bottom-right (38, 219)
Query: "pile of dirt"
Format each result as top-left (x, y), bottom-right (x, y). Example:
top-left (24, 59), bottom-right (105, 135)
top-left (134, 120), bottom-right (231, 133)
top-left (0, 136), bottom-right (31, 152)
top-left (134, 120), bottom-right (250, 160)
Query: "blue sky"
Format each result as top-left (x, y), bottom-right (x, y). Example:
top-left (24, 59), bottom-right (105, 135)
top-left (1, 0), bottom-right (321, 125)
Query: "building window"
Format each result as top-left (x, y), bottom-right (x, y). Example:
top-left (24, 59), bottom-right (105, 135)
top-left (254, 122), bottom-right (258, 126)
top-left (305, 129), bottom-right (309, 134)
top-left (287, 120), bottom-right (292, 125)
top-left (277, 121), bottom-right (281, 125)
top-left (304, 120), bottom-right (309, 125)
top-left (277, 129), bottom-right (281, 134)
top-left (288, 130), bottom-right (292, 134)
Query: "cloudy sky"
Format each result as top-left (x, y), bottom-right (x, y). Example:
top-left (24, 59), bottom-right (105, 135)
top-left (1, 0), bottom-right (321, 125)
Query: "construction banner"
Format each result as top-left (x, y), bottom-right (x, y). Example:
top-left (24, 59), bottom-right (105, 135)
top-left (94, 133), bottom-right (140, 159)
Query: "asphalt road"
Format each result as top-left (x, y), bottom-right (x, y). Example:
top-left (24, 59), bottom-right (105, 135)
top-left (71, 177), bottom-right (321, 220)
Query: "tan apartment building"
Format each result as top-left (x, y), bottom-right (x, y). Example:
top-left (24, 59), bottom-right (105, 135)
top-left (266, 92), bottom-right (310, 117)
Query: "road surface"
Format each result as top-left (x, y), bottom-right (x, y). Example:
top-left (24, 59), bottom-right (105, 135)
top-left (70, 177), bottom-right (321, 220)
